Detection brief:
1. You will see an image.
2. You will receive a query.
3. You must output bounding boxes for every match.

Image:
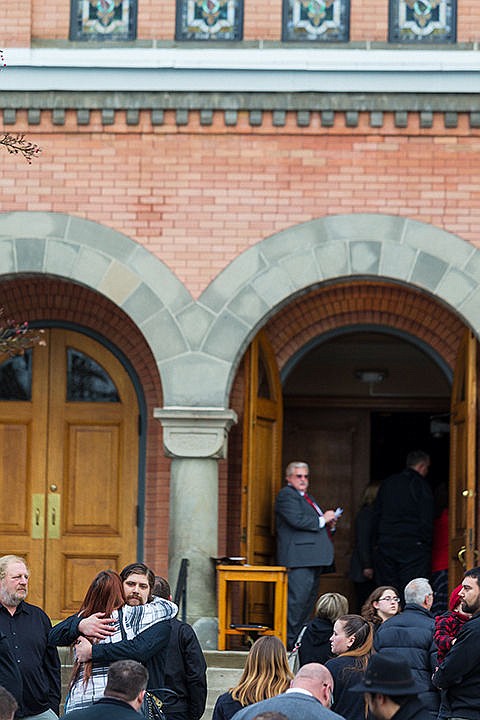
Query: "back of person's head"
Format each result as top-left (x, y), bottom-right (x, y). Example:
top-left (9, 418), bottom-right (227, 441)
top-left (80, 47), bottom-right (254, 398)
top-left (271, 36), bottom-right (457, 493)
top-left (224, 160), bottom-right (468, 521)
top-left (406, 450), bottom-right (430, 468)
top-left (336, 615), bottom-right (373, 659)
top-left (292, 663), bottom-right (333, 706)
top-left (0, 686), bottom-right (18, 720)
top-left (81, 570), bottom-right (125, 616)
top-left (105, 660), bottom-right (149, 701)
top-left (153, 576), bottom-right (171, 600)
top-left (231, 636), bottom-right (293, 706)
top-left (315, 592), bottom-right (349, 623)
top-left (361, 586), bottom-right (400, 625)
top-left (120, 563), bottom-right (156, 596)
top-left (404, 578), bottom-right (432, 606)
top-left (361, 483), bottom-right (380, 506)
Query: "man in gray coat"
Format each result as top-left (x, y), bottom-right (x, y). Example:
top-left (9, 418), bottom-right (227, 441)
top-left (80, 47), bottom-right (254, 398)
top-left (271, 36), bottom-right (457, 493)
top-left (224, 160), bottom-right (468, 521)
top-left (232, 663), bottom-right (345, 720)
top-left (275, 461), bottom-right (338, 649)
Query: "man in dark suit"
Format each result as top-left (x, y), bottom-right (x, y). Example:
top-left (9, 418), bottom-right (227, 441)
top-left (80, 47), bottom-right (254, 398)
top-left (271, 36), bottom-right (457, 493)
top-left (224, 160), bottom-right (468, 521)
top-left (65, 660), bottom-right (148, 720)
top-left (232, 663), bottom-right (344, 720)
top-left (275, 461), bottom-right (338, 649)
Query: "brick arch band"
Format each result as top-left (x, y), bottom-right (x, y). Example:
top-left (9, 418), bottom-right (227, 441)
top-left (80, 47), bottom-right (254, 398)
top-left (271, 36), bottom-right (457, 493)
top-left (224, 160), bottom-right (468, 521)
top-left (264, 281), bottom-right (466, 376)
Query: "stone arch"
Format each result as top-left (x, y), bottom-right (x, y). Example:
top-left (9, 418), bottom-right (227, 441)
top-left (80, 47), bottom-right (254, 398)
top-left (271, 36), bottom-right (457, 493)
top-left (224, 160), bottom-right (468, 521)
top-left (199, 214), bottom-right (480, 406)
top-left (0, 211), bottom-right (192, 377)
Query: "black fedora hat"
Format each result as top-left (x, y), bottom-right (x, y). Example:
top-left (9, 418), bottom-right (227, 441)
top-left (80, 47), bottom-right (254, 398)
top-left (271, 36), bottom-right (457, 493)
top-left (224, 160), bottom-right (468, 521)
top-left (349, 652), bottom-right (425, 695)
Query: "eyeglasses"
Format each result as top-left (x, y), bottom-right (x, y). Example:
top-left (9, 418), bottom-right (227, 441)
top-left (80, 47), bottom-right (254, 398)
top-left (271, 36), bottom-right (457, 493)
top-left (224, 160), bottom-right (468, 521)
top-left (378, 596), bottom-right (400, 603)
top-left (295, 473), bottom-right (309, 478)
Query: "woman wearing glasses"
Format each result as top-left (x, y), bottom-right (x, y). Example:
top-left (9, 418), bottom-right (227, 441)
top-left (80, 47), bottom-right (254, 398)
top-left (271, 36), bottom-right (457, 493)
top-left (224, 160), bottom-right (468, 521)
top-left (361, 586), bottom-right (401, 630)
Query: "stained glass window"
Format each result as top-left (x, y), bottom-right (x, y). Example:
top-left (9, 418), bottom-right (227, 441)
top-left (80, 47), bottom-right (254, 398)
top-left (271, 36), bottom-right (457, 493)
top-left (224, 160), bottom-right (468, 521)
top-left (67, 348), bottom-right (119, 402)
top-left (176, 0), bottom-right (243, 41)
top-left (389, 0), bottom-right (456, 43)
top-left (0, 352), bottom-right (32, 401)
top-left (282, 0), bottom-right (350, 42)
top-left (70, 0), bottom-right (137, 41)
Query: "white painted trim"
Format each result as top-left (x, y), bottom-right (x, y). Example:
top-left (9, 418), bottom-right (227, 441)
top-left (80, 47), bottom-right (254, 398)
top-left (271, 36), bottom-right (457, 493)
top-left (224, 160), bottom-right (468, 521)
top-left (2, 47), bottom-right (480, 92)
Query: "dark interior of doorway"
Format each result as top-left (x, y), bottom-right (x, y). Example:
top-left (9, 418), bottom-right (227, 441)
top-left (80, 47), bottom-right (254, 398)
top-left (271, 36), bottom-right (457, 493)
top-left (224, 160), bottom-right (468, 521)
top-left (370, 410), bottom-right (450, 494)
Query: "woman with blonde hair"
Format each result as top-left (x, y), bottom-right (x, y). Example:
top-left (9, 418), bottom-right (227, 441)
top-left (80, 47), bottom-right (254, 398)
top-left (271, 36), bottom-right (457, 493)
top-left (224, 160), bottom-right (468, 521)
top-left (361, 585), bottom-right (401, 629)
top-left (212, 636), bottom-right (293, 720)
top-left (298, 592), bottom-right (349, 667)
top-left (326, 614), bottom-right (373, 720)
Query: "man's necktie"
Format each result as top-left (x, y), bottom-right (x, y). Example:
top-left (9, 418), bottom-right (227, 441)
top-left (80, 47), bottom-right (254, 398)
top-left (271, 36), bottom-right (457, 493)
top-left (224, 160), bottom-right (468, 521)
top-left (304, 493), bottom-right (321, 516)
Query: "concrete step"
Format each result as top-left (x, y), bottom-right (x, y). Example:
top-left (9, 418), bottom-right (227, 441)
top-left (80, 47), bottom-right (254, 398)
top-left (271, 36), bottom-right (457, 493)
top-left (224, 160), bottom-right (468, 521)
top-left (204, 653), bottom-right (246, 720)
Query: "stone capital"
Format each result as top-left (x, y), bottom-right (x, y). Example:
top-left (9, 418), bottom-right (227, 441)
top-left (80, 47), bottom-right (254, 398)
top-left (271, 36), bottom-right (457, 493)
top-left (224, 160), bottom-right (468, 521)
top-left (154, 406), bottom-right (238, 459)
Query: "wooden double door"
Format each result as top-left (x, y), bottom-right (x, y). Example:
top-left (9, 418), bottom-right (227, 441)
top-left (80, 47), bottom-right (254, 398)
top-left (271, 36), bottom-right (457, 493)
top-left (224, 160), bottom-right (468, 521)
top-left (0, 329), bottom-right (139, 619)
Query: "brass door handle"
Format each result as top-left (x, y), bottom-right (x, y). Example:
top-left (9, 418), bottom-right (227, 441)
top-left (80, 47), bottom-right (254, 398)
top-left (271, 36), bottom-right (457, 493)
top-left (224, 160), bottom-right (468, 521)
top-left (31, 494), bottom-right (45, 539)
top-left (47, 494), bottom-right (61, 539)
top-left (458, 546), bottom-right (466, 568)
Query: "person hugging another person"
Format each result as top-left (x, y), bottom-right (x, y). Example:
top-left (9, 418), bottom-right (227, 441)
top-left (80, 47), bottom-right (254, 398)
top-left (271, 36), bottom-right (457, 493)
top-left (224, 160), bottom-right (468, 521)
top-left (326, 614), bottom-right (373, 720)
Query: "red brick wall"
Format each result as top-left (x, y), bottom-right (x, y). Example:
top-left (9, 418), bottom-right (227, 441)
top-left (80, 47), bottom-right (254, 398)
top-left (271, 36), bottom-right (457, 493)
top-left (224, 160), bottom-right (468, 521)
top-left (0, 276), bottom-right (170, 576)
top-left (1, 114), bottom-right (480, 298)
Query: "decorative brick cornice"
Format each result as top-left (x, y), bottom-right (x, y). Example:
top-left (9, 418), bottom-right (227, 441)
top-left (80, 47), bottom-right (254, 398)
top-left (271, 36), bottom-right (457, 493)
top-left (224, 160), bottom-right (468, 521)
top-left (3, 91), bottom-right (480, 130)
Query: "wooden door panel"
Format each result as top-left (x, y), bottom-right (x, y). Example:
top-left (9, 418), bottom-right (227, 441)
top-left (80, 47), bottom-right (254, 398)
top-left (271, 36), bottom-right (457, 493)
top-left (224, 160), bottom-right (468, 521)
top-left (0, 424), bottom-right (31, 533)
top-left (65, 424), bottom-right (121, 533)
top-left (60, 554), bottom-right (123, 614)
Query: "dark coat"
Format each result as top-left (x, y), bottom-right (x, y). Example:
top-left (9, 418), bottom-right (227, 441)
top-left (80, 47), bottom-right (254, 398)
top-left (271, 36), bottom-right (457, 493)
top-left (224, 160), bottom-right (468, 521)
top-left (391, 698), bottom-right (432, 720)
top-left (349, 503), bottom-right (375, 583)
top-left (212, 691), bottom-right (243, 720)
top-left (432, 611), bottom-right (480, 719)
top-left (64, 696), bottom-right (140, 720)
top-left (298, 617), bottom-right (333, 667)
top-left (373, 467), bottom-right (434, 555)
top-left (163, 619), bottom-right (207, 720)
top-left (325, 655), bottom-right (367, 720)
top-left (374, 604), bottom-right (439, 714)
top-left (275, 485), bottom-right (334, 568)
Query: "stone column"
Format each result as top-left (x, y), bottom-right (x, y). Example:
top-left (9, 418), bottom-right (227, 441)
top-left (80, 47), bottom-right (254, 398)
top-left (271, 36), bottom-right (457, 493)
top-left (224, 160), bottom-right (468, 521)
top-left (154, 407), bottom-right (237, 648)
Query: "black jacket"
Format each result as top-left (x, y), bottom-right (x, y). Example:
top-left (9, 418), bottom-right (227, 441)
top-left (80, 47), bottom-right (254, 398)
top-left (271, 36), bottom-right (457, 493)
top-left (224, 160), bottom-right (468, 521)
top-left (65, 696), bottom-right (141, 720)
top-left (298, 617), bottom-right (333, 667)
top-left (0, 601), bottom-right (61, 717)
top-left (373, 467), bottom-right (434, 554)
top-left (432, 611), bottom-right (480, 719)
top-left (325, 655), bottom-right (367, 720)
top-left (349, 503), bottom-right (375, 583)
top-left (163, 619), bottom-right (207, 720)
top-left (392, 697), bottom-right (432, 720)
top-left (49, 613), bottom-right (172, 690)
top-left (212, 691), bottom-right (242, 720)
top-left (374, 604), bottom-right (439, 714)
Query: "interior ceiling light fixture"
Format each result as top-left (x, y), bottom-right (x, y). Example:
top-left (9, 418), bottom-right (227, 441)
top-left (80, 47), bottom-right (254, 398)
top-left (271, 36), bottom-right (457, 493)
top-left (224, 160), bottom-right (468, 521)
top-left (355, 370), bottom-right (388, 384)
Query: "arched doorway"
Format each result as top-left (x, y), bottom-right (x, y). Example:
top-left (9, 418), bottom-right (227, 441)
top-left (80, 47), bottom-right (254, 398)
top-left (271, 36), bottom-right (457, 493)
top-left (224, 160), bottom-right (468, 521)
top-left (282, 328), bottom-right (451, 606)
top-left (0, 328), bottom-right (139, 618)
top-left (236, 279), bottom-right (477, 618)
